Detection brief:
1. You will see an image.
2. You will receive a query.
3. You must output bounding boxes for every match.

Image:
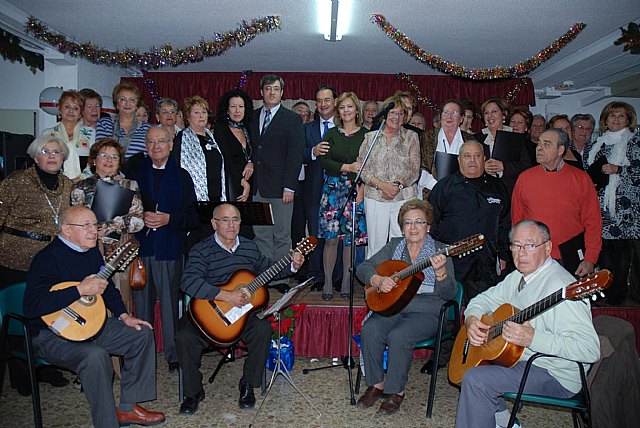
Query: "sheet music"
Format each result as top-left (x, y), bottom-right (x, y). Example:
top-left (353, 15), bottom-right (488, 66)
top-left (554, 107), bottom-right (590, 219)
top-left (224, 303), bottom-right (254, 324)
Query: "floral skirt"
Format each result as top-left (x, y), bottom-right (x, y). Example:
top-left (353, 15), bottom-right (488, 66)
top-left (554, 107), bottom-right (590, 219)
top-left (318, 175), bottom-right (367, 246)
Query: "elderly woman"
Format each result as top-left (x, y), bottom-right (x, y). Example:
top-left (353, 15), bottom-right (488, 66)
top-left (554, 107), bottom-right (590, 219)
top-left (214, 89), bottom-right (255, 202)
top-left (96, 81), bottom-right (151, 159)
top-left (362, 100), bottom-right (379, 130)
top-left (475, 97), bottom-right (531, 195)
top-left (419, 99), bottom-right (475, 198)
top-left (586, 101), bottom-right (640, 305)
top-left (0, 136), bottom-right (73, 286)
top-left (42, 90), bottom-right (92, 180)
top-left (71, 138), bottom-right (144, 312)
top-left (318, 92), bottom-right (368, 301)
top-left (360, 95), bottom-right (420, 256)
top-left (355, 199), bottom-right (456, 415)
top-left (155, 97), bottom-right (181, 140)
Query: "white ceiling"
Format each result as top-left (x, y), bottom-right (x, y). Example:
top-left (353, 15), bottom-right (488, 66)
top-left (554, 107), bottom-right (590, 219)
top-left (2, 0), bottom-right (640, 96)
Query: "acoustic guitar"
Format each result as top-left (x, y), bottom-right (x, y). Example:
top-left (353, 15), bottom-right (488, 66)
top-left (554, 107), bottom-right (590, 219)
top-left (365, 234), bottom-right (485, 316)
top-left (189, 236), bottom-right (318, 346)
top-left (41, 238), bottom-right (140, 341)
top-left (448, 269), bottom-right (612, 385)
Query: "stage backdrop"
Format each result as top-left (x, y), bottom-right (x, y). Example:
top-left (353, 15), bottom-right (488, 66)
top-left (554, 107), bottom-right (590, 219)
top-left (124, 72), bottom-right (534, 131)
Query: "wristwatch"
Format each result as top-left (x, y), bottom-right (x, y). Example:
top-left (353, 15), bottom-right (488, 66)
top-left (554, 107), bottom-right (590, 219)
top-left (394, 181), bottom-right (404, 190)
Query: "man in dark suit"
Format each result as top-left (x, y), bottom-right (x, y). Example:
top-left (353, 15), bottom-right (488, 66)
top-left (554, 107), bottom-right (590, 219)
top-left (303, 85), bottom-right (343, 290)
top-left (251, 75), bottom-right (305, 281)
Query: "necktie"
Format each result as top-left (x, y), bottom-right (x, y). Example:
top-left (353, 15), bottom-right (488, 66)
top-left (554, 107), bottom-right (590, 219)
top-left (322, 120), bottom-right (329, 138)
top-left (262, 109), bottom-right (271, 135)
top-left (518, 276), bottom-right (526, 292)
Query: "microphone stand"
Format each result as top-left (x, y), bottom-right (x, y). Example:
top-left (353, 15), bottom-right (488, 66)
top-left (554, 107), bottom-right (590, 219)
top-left (302, 118), bottom-right (388, 405)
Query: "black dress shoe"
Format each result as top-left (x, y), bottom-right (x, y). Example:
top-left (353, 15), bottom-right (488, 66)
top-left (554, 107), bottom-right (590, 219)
top-left (168, 362), bottom-right (180, 373)
top-left (420, 359), bottom-right (446, 375)
top-left (238, 379), bottom-right (256, 409)
top-left (179, 389), bottom-right (205, 415)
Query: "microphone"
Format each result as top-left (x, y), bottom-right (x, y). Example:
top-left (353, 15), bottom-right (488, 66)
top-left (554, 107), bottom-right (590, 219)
top-left (373, 102), bottom-right (395, 122)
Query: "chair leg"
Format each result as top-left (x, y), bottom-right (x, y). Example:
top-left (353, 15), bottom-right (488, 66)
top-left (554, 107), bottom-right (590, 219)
top-left (22, 322), bottom-right (43, 428)
top-left (208, 347), bottom-right (234, 384)
top-left (0, 318), bottom-right (10, 398)
top-left (355, 365), bottom-right (362, 394)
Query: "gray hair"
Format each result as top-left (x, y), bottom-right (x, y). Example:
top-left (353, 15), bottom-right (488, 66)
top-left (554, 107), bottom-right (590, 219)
top-left (543, 128), bottom-right (569, 152)
top-left (146, 126), bottom-right (171, 142)
top-left (211, 203), bottom-right (241, 220)
top-left (458, 139), bottom-right (484, 157)
top-left (155, 98), bottom-right (179, 114)
top-left (570, 113), bottom-right (595, 130)
top-left (508, 219), bottom-right (551, 242)
top-left (27, 135), bottom-right (69, 160)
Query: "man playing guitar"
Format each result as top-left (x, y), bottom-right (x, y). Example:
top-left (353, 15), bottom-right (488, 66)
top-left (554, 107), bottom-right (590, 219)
top-left (24, 206), bottom-right (165, 427)
top-left (454, 220), bottom-right (600, 428)
top-left (176, 203), bottom-right (304, 415)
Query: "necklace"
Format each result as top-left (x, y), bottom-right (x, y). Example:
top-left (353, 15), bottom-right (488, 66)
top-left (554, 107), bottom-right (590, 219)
top-left (43, 191), bottom-right (62, 225)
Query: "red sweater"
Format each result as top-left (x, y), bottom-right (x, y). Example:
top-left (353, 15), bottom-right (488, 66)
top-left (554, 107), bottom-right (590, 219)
top-left (511, 165), bottom-right (602, 263)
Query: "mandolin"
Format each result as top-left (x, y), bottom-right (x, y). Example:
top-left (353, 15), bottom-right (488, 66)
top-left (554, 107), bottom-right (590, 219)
top-left (365, 234), bottom-right (485, 316)
top-left (448, 269), bottom-right (612, 385)
top-left (189, 236), bottom-right (317, 347)
top-left (41, 238), bottom-right (139, 341)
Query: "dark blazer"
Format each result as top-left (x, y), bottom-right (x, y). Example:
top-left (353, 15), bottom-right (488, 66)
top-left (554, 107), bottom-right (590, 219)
top-left (213, 120), bottom-right (254, 201)
top-left (250, 105), bottom-right (304, 198)
top-left (475, 130), bottom-right (532, 196)
top-left (303, 119), bottom-right (325, 233)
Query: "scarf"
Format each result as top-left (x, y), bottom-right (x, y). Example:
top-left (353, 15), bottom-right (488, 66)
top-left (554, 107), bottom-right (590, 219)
top-left (587, 128), bottom-right (633, 218)
top-left (228, 119), bottom-right (252, 162)
top-left (392, 236), bottom-right (437, 294)
top-left (180, 127), bottom-right (226, 202)
top-left (112, 114), bottom-right (139, 154)
top-left (47, 122), bottom-right (82, 179)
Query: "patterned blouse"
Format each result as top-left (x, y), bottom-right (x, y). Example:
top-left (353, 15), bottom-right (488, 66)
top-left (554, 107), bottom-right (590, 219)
top-left (359, 127), bottom-right (420, 202)
top-left (71, 175), bottom-right (144, 251)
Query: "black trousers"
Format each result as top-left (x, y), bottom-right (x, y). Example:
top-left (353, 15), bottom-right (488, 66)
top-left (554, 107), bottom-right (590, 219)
top-left (176, 313), bottom-right (272, 398)
top-left (599, 238), bottom-right (632, 304)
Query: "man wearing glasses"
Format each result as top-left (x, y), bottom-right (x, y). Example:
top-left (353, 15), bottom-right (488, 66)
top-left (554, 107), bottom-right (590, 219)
top-left (455, 219), bottom-right (600, 428)
top-left (24, 206), bottom-right (165, 427)
top-left (128, 127), bottom-right (199, 374)
top-left (176, 203), bottom-right (304, 415)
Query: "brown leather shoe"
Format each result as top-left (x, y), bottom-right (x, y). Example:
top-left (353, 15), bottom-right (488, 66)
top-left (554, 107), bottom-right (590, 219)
top-left (356, 385), bottom-right (384, 408)
top-left (376, 393), bottom-right (405, 415)
top-left (117, 404), bottom-right (165, 426)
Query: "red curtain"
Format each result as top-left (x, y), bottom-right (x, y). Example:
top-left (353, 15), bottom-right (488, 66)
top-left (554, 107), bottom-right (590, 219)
top-left (124, 72), bottom-right (534, 129)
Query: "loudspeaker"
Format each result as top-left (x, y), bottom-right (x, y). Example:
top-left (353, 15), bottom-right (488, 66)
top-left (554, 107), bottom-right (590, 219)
top-left (0, 131), bottom-right (34, 180)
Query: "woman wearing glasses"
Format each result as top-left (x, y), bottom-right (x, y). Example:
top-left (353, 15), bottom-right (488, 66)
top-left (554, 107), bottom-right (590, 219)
top-left (0, 136), bottom-right (74, 285)
top-left (419, 99), bottom-right (475, 199)
top-left (155, 98), bottom-right (181, 140)
top-left (359, 94), bottom-right (420, 256)
top-left (71, 138), bottom-right (144, 312)
top-left (96, 82), bottom-right (151, 160)
top-left (355, 199), bottom-right (456, 415)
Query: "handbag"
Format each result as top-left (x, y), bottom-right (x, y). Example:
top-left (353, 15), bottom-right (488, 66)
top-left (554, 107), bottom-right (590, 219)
top-left (129, 257), bottom-right (147, 290)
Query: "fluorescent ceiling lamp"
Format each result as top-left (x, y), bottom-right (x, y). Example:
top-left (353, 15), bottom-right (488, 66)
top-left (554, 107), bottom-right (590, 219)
top-left (318, 0), bottom-right (352, 41)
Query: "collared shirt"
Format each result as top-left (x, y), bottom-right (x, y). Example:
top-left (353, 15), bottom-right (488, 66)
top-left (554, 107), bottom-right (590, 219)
top-left (259, 103), bottom-right (282, 133)
top-left (436, 127), bottom-right (465, 154)
top-left (522, 256), bottom-right (553, 284)
top-left (542, 159), bottom-right (565, 172)
top-left (214, 232), bottom-right (240, 254)
top-left (58, 235), bottom-right (90, 253)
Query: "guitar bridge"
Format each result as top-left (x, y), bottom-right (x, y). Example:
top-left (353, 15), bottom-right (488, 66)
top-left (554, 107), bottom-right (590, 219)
top-left (209, 301), bottom-right (232, 326)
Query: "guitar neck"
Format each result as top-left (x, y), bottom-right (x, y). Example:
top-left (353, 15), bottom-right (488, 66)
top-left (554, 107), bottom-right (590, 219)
top-left (243, 254), bottom-right (292, 294)
top-left (395, 246), bottom-right (447, 280)
top-left (488, 288), bottom-right (564, 340)
top-left (96, 263), bottom-right (115, 280)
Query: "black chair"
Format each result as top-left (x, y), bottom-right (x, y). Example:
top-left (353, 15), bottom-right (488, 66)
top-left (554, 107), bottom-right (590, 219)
top-left (355, 281), bottom-right (463, 418)
top-left (0, 282), bottom-right (47, 427)
top-left (502, 352), bottom-right (592, 428)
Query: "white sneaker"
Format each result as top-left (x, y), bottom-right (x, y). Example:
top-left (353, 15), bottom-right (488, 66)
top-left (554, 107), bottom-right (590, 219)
top-left (496, 417), bottom-right (521, 428)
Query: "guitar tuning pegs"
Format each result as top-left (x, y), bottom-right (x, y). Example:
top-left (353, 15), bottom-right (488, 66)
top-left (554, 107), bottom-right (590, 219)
top-left (592, 294), bottom-right (597, 301)
top-left (599, 291), bottom-right (605, 298)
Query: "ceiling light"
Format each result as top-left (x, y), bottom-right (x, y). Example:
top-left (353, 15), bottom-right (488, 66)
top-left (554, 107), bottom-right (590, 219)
top-left (319, 0), bottom-right (352, 42)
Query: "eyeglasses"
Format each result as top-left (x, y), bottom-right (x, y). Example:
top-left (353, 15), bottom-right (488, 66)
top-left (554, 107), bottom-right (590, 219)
top-left (403, 219), bottom-right (428, 227)
top-left (509, 240), bottom-right (548, 252)
top-left (214, 217), bottom-right (241, 224)
top-left (442, 110), bottom-right (461, 117)
top-left (118, 97), bottom-right (138, 104)
top-left (96, 153), bottom-right (119, 162)
top-left (388, 111), bottom-right (405, 118)
top-left (40, 148), bottom-right (63, 157)
top-left (159, 109), bottom-right (177, 115)
top-left (147, 139), bottom-right (170, 146)
top-left (575, 125), bottom-right (593, 132)
top-left (263, 86), bottom-right (281, 93)
top-left (66, 222), bottom-right (99, 230)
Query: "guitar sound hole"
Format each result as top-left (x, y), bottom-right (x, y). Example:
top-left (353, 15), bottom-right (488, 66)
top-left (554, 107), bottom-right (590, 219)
top-left (79, 296), bottom-right (95, 306)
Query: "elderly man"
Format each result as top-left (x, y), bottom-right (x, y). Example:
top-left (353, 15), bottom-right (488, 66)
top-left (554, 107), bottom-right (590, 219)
top-left (24, 206), bottom-right (164, 428)
top-left (155, 97), bottom-right (181, 140)
top-left (176, 203), bottom-right (304, 415)
top-left (570, 113), bottom-right (596, 168)
top-left (454, 220), bottom-right (600, 428)
top-left (250, 75), bottom-right (304, 290)
top-left (129, 126), bottom-right (199, 372)
top-left (512, 129), bottom-right (602, 277)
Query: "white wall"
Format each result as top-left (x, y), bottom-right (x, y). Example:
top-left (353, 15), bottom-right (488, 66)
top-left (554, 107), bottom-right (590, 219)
top-left (0, 57), bottom-right (127, 133)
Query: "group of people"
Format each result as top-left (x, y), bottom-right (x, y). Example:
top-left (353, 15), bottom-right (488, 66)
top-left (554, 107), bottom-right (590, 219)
top-left (0, 72), bottom-right (638, 426)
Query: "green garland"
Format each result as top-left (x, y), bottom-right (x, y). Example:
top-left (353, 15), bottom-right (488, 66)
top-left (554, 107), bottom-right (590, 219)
top-left (614, 22), bottom-right (640, 55)
top-left (0, 29), bottom-right (44, 74)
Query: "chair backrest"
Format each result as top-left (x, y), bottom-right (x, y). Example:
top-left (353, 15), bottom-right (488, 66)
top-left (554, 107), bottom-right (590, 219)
top-left (445, 282), bottom-right (464, 321)
top-left (0, 282), bottom-right (28, 336)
